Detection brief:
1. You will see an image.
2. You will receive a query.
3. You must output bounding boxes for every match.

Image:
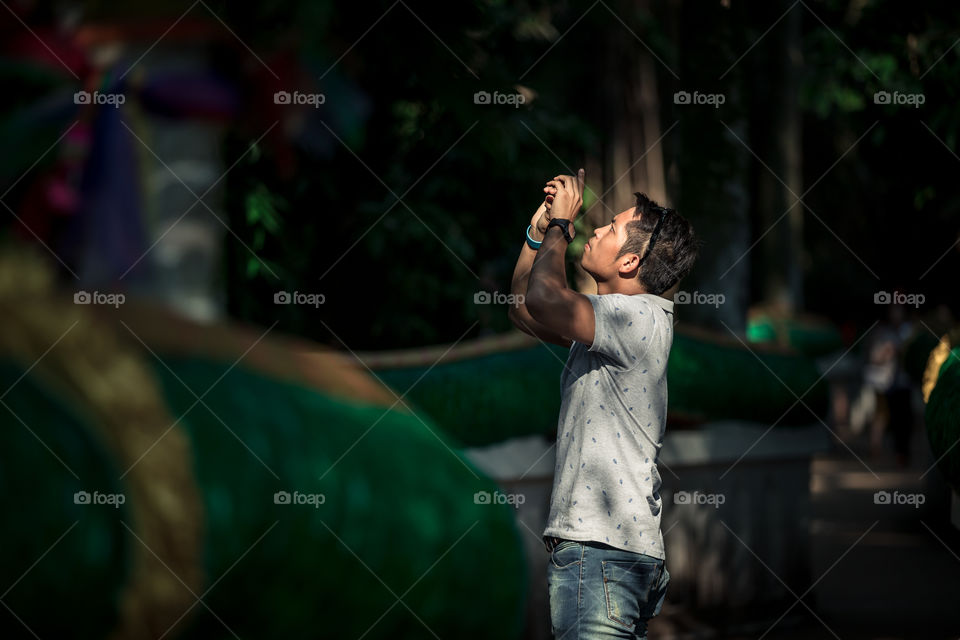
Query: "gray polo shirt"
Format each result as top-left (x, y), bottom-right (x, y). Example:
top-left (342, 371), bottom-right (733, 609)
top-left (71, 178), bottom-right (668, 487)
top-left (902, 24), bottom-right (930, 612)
top-left (542, 292), bottom-right (674, 559)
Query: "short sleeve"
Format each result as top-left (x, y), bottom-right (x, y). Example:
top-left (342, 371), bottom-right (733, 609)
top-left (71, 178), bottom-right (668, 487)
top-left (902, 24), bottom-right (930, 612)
top-left (586, 294), bottom-right (655, 369)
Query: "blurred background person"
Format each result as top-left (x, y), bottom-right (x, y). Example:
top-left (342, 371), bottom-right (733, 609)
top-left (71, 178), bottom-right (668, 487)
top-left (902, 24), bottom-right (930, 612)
top-left (864, 303), bottom-right (914, 466)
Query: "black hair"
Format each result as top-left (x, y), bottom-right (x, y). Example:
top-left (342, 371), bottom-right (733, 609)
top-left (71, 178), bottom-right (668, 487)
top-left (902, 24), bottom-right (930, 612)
top-left (615, 192), bottom-right (699, 295)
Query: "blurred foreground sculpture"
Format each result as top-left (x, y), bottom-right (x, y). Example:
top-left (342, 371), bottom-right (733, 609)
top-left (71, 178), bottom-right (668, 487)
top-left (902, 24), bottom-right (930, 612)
top-left (0, 246), bottom-right (526, 640)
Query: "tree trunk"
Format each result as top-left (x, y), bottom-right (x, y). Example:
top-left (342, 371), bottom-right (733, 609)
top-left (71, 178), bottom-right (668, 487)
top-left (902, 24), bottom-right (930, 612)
top-left (755, 0), bottom-right (804, 314)
top-left (575, 0), bottom-right (667, 295)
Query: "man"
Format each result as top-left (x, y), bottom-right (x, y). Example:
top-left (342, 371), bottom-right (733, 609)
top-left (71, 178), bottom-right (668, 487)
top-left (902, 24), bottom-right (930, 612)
top-left (508, 169), bottom-right (698, 639)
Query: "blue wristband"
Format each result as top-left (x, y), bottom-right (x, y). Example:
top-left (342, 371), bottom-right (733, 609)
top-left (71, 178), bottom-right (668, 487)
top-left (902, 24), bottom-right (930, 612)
top-left (526, 224), bottom-right (543, 250)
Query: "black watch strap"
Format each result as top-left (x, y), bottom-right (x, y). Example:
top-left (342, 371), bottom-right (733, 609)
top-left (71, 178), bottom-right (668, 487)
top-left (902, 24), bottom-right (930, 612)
top-left (547, 218), bottom-right (574, 243)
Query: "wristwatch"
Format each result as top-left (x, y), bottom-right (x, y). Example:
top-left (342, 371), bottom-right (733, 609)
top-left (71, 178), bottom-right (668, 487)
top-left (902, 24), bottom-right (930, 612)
top-left (547, 218), bottom-right (575, 243)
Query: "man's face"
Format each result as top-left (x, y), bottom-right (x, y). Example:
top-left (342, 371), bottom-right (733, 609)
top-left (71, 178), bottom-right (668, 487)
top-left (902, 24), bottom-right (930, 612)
top-left (581, 207), bottom-right (639, 278)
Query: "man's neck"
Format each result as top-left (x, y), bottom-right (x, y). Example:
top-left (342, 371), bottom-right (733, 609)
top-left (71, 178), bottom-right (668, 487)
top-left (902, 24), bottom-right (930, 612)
top-left (596, 280), bottom-right (649, 296)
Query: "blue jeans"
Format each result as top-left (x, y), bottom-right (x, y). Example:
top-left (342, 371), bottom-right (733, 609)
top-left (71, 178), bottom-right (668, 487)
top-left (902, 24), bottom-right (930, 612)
top-left (546, 538), bottom-right (669, 639)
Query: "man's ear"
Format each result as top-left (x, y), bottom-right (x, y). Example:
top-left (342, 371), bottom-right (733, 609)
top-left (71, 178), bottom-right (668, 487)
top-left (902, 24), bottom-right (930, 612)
top-left (618, 252), bottom-right (640, 277)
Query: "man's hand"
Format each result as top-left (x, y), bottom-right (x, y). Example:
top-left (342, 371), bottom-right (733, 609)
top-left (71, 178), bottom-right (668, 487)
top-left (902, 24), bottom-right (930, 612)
top-left (530, 171), bottom-right (571, 238)
top-left (530, 201), bottom-right (548, 241)
top-left (544, 168), bottom-right (585, 222)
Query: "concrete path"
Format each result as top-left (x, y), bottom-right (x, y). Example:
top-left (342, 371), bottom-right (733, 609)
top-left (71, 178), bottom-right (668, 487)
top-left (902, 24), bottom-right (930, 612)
top-left (647, 426), bottom-right (960, 640)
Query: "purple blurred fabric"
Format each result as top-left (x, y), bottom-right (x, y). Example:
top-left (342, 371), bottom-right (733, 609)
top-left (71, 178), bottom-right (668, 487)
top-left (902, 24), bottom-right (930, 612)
top-left (73, 69), bottom-right (238, 286)
top-left (75, 93), bottom-right (151, 287)
top-left (139, 71), bottom-right (240, 121)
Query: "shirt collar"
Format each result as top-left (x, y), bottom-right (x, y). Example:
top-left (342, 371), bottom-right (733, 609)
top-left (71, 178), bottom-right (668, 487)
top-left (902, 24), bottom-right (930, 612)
top-left (636, 292), bottom-right (674, 314)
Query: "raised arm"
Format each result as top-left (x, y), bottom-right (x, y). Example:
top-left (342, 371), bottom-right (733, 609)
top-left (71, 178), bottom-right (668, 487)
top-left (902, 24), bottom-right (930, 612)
top-left (508, 199), bottom-right (573, 348)
top-left (526, 169), bottom-right (596, 347)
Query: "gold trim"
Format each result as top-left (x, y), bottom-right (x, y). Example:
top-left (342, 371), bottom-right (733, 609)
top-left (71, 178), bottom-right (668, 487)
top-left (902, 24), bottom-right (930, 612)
top-left (0, 247), bottom-right (204, 640)
top-left (923, 328), bottom-right (960, 403)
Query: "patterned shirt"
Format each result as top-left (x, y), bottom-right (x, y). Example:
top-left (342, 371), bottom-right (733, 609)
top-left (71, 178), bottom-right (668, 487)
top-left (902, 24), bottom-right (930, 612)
top-left (542, 292), bottom-right (674, 559)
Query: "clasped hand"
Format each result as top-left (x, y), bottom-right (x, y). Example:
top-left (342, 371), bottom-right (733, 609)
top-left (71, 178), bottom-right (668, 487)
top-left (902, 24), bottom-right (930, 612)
top-left (531, 168), bottom-right (585, 237)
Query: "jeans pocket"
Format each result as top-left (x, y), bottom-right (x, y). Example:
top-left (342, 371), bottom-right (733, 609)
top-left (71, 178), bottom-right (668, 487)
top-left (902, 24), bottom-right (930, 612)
top-left (601, 557), bottom-right (661, 631)
top-left (549, 540), bottom-right (582, 569)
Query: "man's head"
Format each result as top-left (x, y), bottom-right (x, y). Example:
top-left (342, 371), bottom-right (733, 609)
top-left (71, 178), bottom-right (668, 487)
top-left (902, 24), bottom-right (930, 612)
top-left (580, 192), bottom-right (699, 296)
